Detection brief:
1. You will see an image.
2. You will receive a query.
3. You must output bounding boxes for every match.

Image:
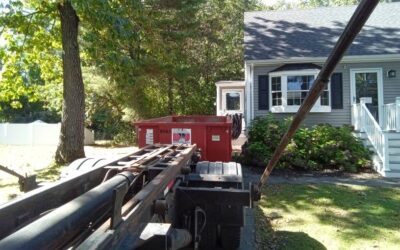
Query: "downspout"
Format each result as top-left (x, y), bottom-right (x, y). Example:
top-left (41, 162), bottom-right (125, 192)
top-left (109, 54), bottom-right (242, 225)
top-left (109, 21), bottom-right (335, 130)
top-left (245, 62), bottom-right (252, 129)
top-left (216, 83), bottom-right (221, 115)
top-left (250, 63), bottom-right (255, 122)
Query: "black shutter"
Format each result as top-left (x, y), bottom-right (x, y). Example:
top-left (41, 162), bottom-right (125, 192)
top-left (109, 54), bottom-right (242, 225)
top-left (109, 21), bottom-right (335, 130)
top-left (258, 75), bottom-right (269, 110)
top-left (330, 73), bottom-right (343, 109)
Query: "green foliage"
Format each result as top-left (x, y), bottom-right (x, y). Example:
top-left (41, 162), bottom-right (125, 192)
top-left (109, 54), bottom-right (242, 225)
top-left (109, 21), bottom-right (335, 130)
top-left (241, 115), bottom-right (372, 172)
top-left (248, 114), bottom-right (290, 147)
top-left (242, 114), bottom-right (289, 166)
top-left (77, 0), bottom-right (261, 118)
top-left (84, 67), bottom-right (136, 145)
top-left (286, 124), bottom-right (372, 172)
top-left (0, 0), bottom-right (62, 121)
top-left (1, 0), bottom-right (262, 140)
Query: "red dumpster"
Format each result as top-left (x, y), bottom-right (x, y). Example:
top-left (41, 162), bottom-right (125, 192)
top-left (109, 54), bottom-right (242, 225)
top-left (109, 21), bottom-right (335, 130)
top-left (134, 115), bottom-right (232, 162)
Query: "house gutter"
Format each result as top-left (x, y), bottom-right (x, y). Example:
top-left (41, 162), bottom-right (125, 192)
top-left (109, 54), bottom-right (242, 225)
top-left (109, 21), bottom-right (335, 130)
top-left (245, 54), bottom-right (400, 66)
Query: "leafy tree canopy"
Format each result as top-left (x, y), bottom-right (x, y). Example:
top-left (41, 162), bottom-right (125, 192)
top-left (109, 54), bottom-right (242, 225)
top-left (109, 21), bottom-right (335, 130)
top-left (1, 0), bottom-right (262, 125)
top-left (4, 0), bottom-right (387, 139)
top-left (0, 0), bottom-right (62, 121)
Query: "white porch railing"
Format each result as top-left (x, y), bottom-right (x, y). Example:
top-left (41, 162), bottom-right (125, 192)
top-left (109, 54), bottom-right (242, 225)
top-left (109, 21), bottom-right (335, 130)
top-left (352, 97), bottom-right (390, 172)
top-left (351, 103), bottom-right (362, 131)
top-left (382, 97), bottom-right (400, 132)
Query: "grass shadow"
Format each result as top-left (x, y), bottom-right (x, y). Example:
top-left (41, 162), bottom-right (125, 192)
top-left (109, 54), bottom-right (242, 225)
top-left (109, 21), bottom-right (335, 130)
top-left (255, 206), bottom-right (327, 250)
top-left (35, 162), bottom-right (65, 182)
top-left (258, 184), bottom-right (400, 248)
top-left (0, 182), bottom-right (18, 188)
top-left (90, 140), bottom-right (136, 148)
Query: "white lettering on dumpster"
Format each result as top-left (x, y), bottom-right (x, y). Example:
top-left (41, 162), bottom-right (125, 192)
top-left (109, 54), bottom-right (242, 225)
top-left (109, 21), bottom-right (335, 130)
top-left (171, 128), bottom-right (191, 144)
top-left (146, 129), bottom-right (154, 145)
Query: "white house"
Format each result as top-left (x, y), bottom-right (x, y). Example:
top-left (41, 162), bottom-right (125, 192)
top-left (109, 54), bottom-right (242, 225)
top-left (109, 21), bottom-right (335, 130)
top-left (219, 2), bottom-right (400, 177)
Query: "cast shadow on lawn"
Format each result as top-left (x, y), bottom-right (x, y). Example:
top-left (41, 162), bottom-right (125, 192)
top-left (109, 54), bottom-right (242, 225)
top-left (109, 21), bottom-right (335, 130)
top-left (255, 206), bottom-right (327, 250)
top-left (259, 184), bottom-right (400, 245)
top-left (35, 162), bottom-right (64, 181)
top-left (0, 182), bottom-right (18, 188)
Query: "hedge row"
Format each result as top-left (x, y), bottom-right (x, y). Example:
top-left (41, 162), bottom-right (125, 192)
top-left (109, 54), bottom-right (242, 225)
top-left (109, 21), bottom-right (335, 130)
top-left (240, 115), bottom-right (372, 172)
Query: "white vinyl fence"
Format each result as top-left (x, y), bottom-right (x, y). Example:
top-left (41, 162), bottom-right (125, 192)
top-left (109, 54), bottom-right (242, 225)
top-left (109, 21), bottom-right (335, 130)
top-left (0, 121), bottom-right (94, 145)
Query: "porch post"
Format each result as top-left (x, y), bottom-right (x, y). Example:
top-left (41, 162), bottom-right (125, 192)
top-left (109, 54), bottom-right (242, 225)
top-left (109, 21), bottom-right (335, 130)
top-left (360, 97), bottom-right (372, 132)
top-left (382, 132), bottom-right (390, 172)
top-left (244, 63), bottom-right (251, 130)
top-left (396, 97), bottom-right (400, 132)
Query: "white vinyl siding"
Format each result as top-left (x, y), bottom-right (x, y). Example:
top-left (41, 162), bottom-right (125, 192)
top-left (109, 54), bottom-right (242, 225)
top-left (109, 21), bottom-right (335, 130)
top-left (252, 61), bottom-right (400, 127)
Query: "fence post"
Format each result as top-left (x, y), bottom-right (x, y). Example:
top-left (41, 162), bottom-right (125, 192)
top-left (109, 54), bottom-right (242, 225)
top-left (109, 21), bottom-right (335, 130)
top-left (396, 97), bottom-right (400, 132)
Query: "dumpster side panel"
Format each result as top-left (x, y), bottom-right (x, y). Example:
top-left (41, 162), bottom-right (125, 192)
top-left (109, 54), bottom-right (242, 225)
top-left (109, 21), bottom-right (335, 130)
top-left (189, 126), bottom-right (207, 160)
top-left (206, 126), bottom-right (231, 162)
top-left (135, 116), bottom-right (232, 162)
top-left (138, 126), bottom-right (159, 148)
top-left (158, 127), bottom-right (171, 145)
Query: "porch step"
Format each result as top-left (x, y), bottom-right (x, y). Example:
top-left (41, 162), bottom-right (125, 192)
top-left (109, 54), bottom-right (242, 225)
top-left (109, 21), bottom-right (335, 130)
top-left (388, 139), bottom-right (400, 147)
top-left (354, 132), bottom-right (400, 176)
top-left (371, 156), bottom-right (400, 176)
top-left (389, 162), bottom-right (400, 171)
top-left (388, 154), bottom-right (400, 162)
top-left (382, 169), bottom-right (400, 178)
top-left (389, 146), bottom-right (400, 154)
top-left (385, 132), bottom-right (400, 140)
top-left (389, 160), bottom-right (400, 167)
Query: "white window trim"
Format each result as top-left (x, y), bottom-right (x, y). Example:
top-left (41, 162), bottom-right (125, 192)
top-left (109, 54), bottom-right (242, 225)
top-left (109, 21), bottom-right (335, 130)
top-left (221, 89), bottom-right (244, 114)
top-left (269, 69), bottom-right (331, 113)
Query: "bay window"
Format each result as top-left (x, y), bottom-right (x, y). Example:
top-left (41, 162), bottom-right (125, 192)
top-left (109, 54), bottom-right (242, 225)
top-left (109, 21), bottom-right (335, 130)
top-left (269, 70), bottom-right (331, 113)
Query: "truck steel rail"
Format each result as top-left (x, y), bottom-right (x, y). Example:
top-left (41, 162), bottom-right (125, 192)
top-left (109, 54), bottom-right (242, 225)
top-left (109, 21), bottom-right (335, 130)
top-left (0, 144), bottom-right (254, 249)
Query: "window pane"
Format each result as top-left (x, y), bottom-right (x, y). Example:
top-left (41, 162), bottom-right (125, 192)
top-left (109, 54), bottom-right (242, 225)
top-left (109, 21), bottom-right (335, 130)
top-left (287, 91), bottom-right (311, 106)
top-left (271, 77), bottom-right (282, 107)
top-left (226, 92), bottom-right (240, 110)
top-left (286, 75), bottom-right (316, 106)
top-left (287, 75), bottom-right (315, 91)
top-left (272, 92), bottom-right (282, 107)
top-left (287, 91), bottom-right (300, 106)
top-left (355, 72), bottom-right (378, 106)
top-left (320, 91), bottom-right (329, 106)
top-left (271, 77), bottom-right (281, 91)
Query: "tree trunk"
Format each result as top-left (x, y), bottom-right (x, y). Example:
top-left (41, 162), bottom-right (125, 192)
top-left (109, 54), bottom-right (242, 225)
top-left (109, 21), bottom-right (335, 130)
top-left (55, 1), bottom-right (85, 164)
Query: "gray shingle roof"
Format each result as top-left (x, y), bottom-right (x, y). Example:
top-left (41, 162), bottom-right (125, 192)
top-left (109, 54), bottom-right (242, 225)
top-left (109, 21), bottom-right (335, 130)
top-left (244, 2), bottom-right (400, 61)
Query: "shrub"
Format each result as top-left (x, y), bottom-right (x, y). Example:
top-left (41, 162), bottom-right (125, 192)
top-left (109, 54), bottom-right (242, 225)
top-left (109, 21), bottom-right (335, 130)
top-left (240, 115), bottom-right (372, 172)
top-left (241, 114), bottom-right (288, 167)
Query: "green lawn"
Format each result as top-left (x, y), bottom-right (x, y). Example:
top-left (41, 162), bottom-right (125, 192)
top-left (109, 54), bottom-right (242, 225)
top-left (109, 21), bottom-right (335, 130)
top-left (256, 184), bottom-right (400, 250)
